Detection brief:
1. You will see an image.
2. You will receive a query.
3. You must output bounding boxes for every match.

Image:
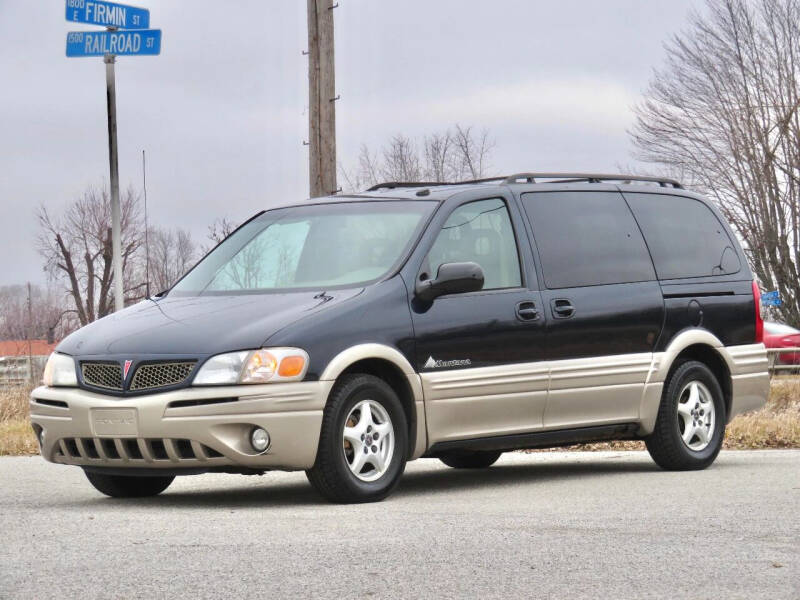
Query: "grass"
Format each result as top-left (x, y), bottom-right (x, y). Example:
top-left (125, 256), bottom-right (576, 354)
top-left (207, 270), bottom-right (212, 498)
top-left (724, 378), bottom-right (800, 449)
top-left (0, 420), bottom-right (38, 455)
top-left (1, 379), bottom-right (799, 456)
top-left (0, 385), bottom-right (38, 456)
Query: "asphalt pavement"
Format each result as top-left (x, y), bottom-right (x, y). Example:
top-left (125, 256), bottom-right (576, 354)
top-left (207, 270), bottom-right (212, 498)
top-left (1, 450), bottom-right (798, 599)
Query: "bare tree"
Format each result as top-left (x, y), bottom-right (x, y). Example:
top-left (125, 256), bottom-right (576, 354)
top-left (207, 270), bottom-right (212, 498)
top-left (449, 124), bottom-right (494, 181)
top-left (423, 131), bottom-right (453, 183)
top-left (146, 227), bottom-right (198, 293)
top-left (358, 145), bottom-right (381, 187)
top-left (0, 284), bottom-right (78, 342)
top-left (203, 217), bottom-right (238, 252)
top-left (631, 0), bottom-right (800, 324)
top-left (380, 134), bottom-right (422, 182)
top-left (341, 124), bottom-right (496, 191)
top-left (37, 185), bottom-right (144, 326)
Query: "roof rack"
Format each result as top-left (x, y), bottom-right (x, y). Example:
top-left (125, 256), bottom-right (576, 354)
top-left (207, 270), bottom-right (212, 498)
top-left (366, 172), bottom-right (682, 192)
top-left (502, 172), bottom-right (683, 188)
top-left (366, 176), bottom-right (506, 191)
top-left (367, 181), bottom-right (446, 191)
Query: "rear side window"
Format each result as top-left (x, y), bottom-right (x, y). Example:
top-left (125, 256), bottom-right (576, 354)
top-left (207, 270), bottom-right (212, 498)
top-left (521, 191), bottom-right (655, 289)
top-left (624, 193), bottom-right (741, 279)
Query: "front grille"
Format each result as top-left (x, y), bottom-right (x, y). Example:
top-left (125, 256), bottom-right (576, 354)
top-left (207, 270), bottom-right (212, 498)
top-left (81, 363), bottom-right (123, 390)
top-left (56, 437), bottom-right (224, 462)
top-left (130, 362), bottom-right (196, 391)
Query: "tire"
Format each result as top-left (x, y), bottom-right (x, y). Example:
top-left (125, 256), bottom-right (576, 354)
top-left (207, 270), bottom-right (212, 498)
top-left (84, 471), bottom-right (174, 498)
top-left (306, 374), bottom-right (408, 503)
top-left (645, 360), bottom-right (726, 471)
top-left (439, 450), bottom-right (502, 469)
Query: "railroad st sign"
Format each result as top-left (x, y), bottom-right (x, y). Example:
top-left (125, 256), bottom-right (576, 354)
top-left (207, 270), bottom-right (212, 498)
top-left (761, 290), bottom-right (782, 307)
top-left (65, 0), bottom-right (149, 29)
top-left (66, 29), bottom-right (161, 57)
top-left (64, 0), bottom-right (161, 312)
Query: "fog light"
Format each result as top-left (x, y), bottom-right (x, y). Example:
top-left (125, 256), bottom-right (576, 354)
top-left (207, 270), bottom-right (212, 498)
top-left (250, 427), bottom-right (270, 452)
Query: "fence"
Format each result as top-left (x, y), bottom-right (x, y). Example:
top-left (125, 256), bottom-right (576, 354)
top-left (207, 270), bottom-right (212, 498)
top-left (767, 348), bottom-right (800, 376)
top-left (0, 356), bottom-right (47, 387)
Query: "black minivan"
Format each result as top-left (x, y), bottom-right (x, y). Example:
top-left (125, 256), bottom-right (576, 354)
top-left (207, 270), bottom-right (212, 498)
top-left (31, 173), bottom-right (769, 503)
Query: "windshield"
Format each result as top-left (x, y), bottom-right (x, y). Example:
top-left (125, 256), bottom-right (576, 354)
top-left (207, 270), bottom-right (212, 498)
top-left (171, 201), bottom-right (435, 295)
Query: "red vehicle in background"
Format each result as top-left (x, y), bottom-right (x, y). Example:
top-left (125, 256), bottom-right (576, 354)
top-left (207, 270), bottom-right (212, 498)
top-left (763, 321), bottom-right (800, 365)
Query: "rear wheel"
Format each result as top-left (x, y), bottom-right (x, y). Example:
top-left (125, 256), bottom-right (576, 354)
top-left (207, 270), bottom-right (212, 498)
top-left (645, 360), bottom-right (726, 471)
top-left (439, 450), bottom-right (502, 469)
top-left (306, 374), bottom-right (408, 503)
top-left (84, 471), bottom-right (174, 498)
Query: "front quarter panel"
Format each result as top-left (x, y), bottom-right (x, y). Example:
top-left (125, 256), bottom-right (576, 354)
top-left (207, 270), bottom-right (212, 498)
top-left (263, 276), bottom-right (426, 457)
top-left (264, 276), bottom-right (416, 381)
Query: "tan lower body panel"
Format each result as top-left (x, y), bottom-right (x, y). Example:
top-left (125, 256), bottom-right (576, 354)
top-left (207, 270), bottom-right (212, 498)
top-left (730, 372), bottom-right (770, 419)
top-left (30, 381), bottom-right (332, 471)
top-left (726, 344), bottom-right (770, 420)
top-left (638, 343), bottom-right (770, 432)
top-left (545, 354), bottom-right (652, 428)
top-left (421, 355), bottom-right (650, 445)
top-left (411, 398), bottom-right (427, 459)
top-left (421, 362), bottom-right (549, 444)
top-left (422, 343), bottom-right (770, 445)
top-left (545, 384), bottom-right (643, 429)
top-left (636, 382), bottom-right (665, 435)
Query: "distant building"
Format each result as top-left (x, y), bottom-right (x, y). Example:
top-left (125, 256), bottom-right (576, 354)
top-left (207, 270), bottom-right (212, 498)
top-left (0, 340), bottom-right (57, 386)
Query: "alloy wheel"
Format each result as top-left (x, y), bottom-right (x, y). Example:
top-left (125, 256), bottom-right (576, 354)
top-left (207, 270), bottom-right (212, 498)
top-left (342, 399), bottom-right (395, 482)
top-left (676, 380), bottom-right (716, 451)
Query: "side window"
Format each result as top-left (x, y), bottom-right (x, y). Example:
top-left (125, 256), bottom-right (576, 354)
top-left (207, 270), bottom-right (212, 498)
top-left (426, 198), bottom-right (522, 290)
top-left (521, 191), bottom-right (655, 289)
top-left (624, 193), bottom-right (741, 279)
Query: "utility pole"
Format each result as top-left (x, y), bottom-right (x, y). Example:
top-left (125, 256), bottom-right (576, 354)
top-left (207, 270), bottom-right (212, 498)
top-left (105, 40), bottom-right (124, 312)
top-left (142, 149), bottom-right (150, 298)
top-left (307, 0), bottom-right (337, 198)
top-left (26, 282), bottom-right (33, 383)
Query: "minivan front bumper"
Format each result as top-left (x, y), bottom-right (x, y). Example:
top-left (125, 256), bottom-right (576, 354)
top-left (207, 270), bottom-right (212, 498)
top-left (29, 381), bottom-right (333, 472)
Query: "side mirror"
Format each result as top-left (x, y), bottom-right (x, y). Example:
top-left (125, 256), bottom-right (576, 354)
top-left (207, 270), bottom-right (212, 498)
top-left (415, 262), bottom-right (484, 302)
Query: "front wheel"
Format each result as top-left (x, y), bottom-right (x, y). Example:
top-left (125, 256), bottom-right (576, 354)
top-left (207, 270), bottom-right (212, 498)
top-left (84, 471), bottom-right (174, 498)
top-left (306, 374), bottom-right (408, 503)
top-left (645, 360), bottom-right (726, 471)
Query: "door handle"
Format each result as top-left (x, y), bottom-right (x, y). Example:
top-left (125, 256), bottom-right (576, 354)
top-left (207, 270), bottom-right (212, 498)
top-left (515, 301), bottom-right (539, 321)
top-left (551, 298), bottom-right (575, 319)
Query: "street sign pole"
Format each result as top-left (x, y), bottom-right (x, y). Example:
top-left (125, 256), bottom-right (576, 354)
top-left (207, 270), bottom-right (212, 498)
top-left (104, 32), bottom-right (123, 312)
top-left (65, 0), bottom-right (160, 313)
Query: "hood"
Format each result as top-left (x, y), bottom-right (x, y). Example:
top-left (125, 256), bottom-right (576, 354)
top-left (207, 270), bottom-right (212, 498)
top-left (56, 289), bottom-right (363, 357)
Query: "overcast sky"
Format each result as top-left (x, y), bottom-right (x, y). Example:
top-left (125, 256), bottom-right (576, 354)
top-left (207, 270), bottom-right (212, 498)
top-left (0, 0), bottom-right (697, 286)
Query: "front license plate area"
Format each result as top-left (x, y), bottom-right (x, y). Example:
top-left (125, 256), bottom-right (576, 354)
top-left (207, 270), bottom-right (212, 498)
top-left (90, 408), bottom-right (138, 437)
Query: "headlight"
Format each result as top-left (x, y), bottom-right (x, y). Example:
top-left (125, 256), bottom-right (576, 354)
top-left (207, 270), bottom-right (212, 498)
top-left (193, 348), bottom-right (309, 385)
top-left (42, 353), bottom-right (78, 387)
top-left (192, 351), bottom-right (249, 385)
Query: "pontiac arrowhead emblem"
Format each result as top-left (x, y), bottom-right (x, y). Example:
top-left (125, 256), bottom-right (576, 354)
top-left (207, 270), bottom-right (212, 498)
top-left (123, 360), bottom-right (133, 380)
